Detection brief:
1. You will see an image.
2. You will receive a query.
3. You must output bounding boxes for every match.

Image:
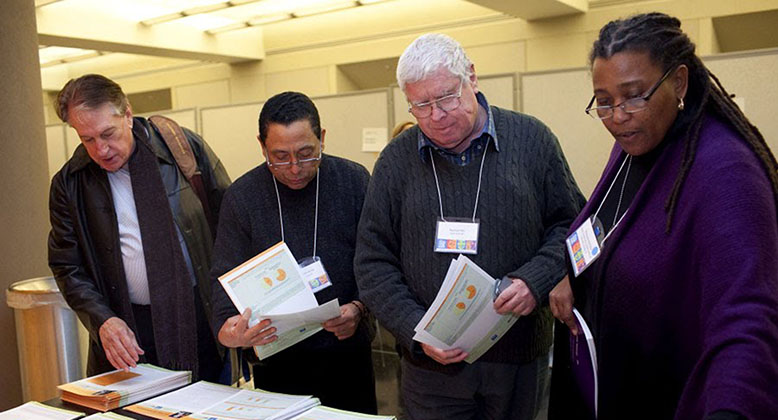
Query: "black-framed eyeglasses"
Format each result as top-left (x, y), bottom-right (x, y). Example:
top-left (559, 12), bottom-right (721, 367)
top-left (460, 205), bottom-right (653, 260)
top-left (407, 79), bottom-right (464, 118)
top-left (585, 65), bottom-right (677, 120)
top-left (267, 148), bottom-right (322, 171)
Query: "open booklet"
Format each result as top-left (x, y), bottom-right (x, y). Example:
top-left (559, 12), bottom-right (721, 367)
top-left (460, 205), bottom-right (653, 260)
top-left (0, 401), bottom-right (84, 420)
top-left (288, 406), bottom-right (396, 420)
top-left (126, 381), bottom-right (320, 420)
top-left (57, 364), bottom-right (190, 411)
top-left (571, 308), bottom-right (598, 418)
top-left (82, 413), bottom-right (135, 420)
top-left (218, 242), bottom-right (341, 360)
top-left (413, 255), bottom-right (519, 363)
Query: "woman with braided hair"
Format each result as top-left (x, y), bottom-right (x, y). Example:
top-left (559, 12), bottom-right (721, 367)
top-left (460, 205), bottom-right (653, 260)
top-left (548, 12), bottom-right (778, 420)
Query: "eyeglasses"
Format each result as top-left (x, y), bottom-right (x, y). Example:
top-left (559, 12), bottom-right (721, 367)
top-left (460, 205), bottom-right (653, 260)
top-left (585, 65), bottom-right (677, 120)
top-left (407, 79), bottom-right (464, 118)
top-left (267, 149), bottom-right (321, 171)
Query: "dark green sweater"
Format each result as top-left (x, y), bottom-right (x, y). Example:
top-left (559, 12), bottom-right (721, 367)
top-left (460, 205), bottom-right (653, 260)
top-left (355, 106), bottom-right (585, 370)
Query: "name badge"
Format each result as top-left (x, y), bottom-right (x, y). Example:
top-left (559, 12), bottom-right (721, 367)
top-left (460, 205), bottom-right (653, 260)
top-left (434, 217), bottom-right (480, 254)
top-left (566, 216), bottom-right (604, 277)
top-left (298, 256), bottom-right (332, 293)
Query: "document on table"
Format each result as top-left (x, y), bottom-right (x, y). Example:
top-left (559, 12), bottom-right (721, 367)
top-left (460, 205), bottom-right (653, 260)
top-left (0, 401), bottom-right (83, 420)
top-left (126, 381), bottom-right (320, 420)
top-left (218, 242), bottom-right (341, 359)
top-left (289, 405), bottom-right (396, 420)
top-left (82, 413), bottom-right (135, 420)
top-left (413, 255), bottom-right (519, 363)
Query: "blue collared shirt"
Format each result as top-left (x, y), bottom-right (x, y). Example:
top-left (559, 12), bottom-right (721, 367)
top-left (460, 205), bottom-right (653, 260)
top-left (417, 92), bottom-right (499, 166)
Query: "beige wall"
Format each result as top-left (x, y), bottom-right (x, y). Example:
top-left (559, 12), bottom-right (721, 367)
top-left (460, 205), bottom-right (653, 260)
top-left (38, 0), bottom-right (778, 114)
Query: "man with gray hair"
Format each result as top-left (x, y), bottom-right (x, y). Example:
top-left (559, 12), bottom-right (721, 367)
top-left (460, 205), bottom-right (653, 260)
top-left (355, 34), bottom-right (584, 419)
top-left (48, 74), bottom-right (231, 381)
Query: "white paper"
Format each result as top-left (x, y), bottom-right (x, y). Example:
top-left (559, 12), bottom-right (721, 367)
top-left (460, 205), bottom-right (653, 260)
top-left (289, 405), bottom-right (396, 420)
top-left (82, 413), bottom-right (135, 420)
top-left (413, 256), bottom-right (519, 363)
top-left (218, 242), bottom-right (337, 359)
top-left (0, 402), bottom-right (83, 420)
top-left (127, 381), bottom-right (320, 420)
top-left (219, 242), bottom-right (319, 319)
top-left (361, 128), bottom-right (388, 152)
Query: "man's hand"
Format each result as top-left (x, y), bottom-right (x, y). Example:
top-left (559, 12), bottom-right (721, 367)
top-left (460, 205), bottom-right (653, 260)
top-left (99, 317), bottom-right (144, 371)
top-left (420, 343), bottom-right (468, 365)
top-left (217, 308), bottom-right (277, 348)
top-left (493, 277), bottom-right (537, 316)
top-left (322, 302), bottom-right (361, 340)
top-left (549, 275), bottom-right (578, 335)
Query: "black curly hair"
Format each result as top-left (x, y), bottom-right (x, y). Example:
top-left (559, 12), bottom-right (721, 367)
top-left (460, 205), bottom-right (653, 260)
top-left (591, 12), bottom-right (778, 231)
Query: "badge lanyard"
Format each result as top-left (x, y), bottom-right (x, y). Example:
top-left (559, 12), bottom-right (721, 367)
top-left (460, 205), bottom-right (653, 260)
top-left (566, 154), bottom-right (632, 277)
top-left (272, 165), bottom-right (331, 292)
top-left (431, 137), bottom-right (490, 254)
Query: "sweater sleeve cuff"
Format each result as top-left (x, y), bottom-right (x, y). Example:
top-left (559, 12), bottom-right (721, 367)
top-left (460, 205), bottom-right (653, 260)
top-left (508, 263), bottom-right (563, 307)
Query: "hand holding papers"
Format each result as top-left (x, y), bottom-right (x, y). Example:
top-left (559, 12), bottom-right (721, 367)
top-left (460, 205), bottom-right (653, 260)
top-left (413, 256), bottom-right (519, 363)
top-left (57, 364), bottom-right (190, 411)
top-left (218, 242), bottom-right (341, 359)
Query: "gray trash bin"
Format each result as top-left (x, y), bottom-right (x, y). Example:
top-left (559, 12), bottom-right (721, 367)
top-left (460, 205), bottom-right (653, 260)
top-left (6, 277), bottom-right (83, 402)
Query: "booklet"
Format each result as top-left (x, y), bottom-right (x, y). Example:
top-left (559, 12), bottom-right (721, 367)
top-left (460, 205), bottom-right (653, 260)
top-left (218, 242), bottom-right (341, 360)
top-left (58, 364), bottom-right (190, 411)
top-left (412, 255), bottom-right (519, 363)
top-left (0, 401), bottom-right (83, 420)
top-left (126, 381), bottom-right (320, 420)
top-left (289, 406), bottom-right (396, 420)
top-left (82, 413), bottom-right (135, 420)
top-left (571, 308), bottom-right (598, 418)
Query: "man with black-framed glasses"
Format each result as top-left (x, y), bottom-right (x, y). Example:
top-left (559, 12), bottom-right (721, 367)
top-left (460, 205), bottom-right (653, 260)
top-left (355, 34), bottom-right (585, 420)
top-left (210, 91), bottom-right (377, 414)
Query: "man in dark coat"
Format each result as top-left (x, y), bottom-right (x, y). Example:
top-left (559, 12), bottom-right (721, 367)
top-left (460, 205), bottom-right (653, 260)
top-left (48, 74), bottom-right (231, 380)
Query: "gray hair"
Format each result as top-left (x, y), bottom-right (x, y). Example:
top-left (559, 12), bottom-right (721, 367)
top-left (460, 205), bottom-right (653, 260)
top-left (396, 33), bottom-right (472, 91)
top-left (56, 74), bottom-right (129, 124)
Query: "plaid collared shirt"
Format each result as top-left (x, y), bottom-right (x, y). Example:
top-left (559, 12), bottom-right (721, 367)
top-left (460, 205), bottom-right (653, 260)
top-left (418, 92), bottom-right (499, 166)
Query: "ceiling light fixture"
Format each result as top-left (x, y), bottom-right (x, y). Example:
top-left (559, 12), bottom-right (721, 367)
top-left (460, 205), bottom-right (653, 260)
top-left (141, 0), bottom-right (265, 26)
top-left (206, 0), bottom-right (394, 35)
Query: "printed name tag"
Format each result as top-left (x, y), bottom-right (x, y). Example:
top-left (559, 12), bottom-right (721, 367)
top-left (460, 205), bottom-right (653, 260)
top-left (566, 217), bottom-right (604, 277)
top-left (434, 217), bottom-right (480, 254)
top-left (298, 256), bottom-right (332, 293)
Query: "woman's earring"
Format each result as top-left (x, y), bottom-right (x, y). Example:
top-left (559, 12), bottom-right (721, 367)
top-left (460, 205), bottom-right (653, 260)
top-left (678, 97), bottom-right (685, 111)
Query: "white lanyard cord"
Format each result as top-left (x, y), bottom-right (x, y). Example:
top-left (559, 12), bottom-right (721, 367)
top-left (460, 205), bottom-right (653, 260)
top-left (429, 137), bottom-right (491, 223)
top-left (272, 175), bottom-right (285, 242)
top-left (271, 166), bottom-right (320, 257)
top-left (591, 154), bottom-right (633, 244)
top-left (313, 168), bottom-right (319, 257)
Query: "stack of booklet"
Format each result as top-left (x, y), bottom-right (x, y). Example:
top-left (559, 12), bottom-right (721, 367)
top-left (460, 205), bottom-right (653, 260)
top-left (125, 381), bottom-right (320, 420)
top-left (413, 255), bottom-right (519, 363)
top-left (58, 364), bottom-right (190, 411)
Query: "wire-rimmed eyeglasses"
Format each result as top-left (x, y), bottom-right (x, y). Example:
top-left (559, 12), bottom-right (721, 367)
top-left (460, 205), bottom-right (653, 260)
top-left (267, 148), bottom-right (322, 171)
top-left (407, 79), bottom-right (464, 118)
